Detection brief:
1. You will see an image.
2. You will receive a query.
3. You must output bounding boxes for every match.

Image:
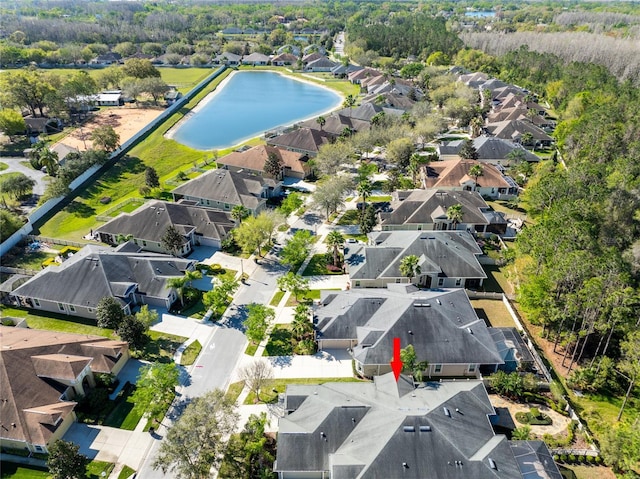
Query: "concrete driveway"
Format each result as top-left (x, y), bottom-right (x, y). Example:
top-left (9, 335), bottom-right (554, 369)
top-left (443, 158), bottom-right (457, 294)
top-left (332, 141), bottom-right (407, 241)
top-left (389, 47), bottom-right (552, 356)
top-left (235, 349), bottom-right (353, 380)
top-left (0, 156), bottom-right (48, 196)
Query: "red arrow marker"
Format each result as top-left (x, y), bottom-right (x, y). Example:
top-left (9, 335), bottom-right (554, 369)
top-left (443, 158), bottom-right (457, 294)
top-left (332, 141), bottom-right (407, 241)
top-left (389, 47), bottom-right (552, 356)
top-left (390, 337), bottom-right (403, 382)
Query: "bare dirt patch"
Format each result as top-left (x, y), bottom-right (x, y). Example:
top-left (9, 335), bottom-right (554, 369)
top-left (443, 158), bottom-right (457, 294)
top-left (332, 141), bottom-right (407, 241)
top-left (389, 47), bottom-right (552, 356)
top-left (55, 107), bottom-right (164, 152)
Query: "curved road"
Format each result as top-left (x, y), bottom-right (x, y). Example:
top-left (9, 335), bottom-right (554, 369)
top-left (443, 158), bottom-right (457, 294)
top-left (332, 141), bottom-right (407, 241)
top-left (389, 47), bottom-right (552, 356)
top-left (1, 156), bottom-right (48, 196)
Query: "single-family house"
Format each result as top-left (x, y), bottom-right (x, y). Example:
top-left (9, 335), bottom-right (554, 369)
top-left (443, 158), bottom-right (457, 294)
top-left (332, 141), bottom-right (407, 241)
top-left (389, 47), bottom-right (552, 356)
top-left (379, 189), bottom-right (508, 235)
top-left (297, 114), bottom-right (371, 137)
top-left (267, 128), bottom-right (334, 157)
top-left (347, 67), bottom-right (382, 85)
top-left (242, 52), bottom-right (270, 66)
top-left (95, 91), bottom-right (124, 107)
top-left (316, 286), bottom-right (500, 376)
top-left (301, 52), bottom-right (324, 66)
top-left (484, 120), bottom-right (554, 147)
top-left (334, 103), bottom-right (404, 123)
top-left (276, 45), bottom-right (301, 57)
top-left (423, 159), bottom-right (519, 199)
top-left (0, 327), bottom-right (129, 454)
top-left (345, 231), bottom-right (486, 289)
top-left (275, 373), bottom-right (562, 479)
top-left (171, 168), bottom-right (278, 215)
top-left (271, 53), bottom-right (298, 66)
top-left (304, 57), bottom-right (338, 72)
top-left (438, 135), bottom-right (540, 165)
top-left (330, 63), bottom-right (362, 78)
top-left (212, 52), bottom-right (241, 66)
top-left (12, 244), bottom-right (195, 319)
top-left (24, 117), bottom-right (61, 136)
top-left (50, 143), bottom-right (80, 165)
top-left (95, 200), bottom-right (235, 255)
top-left (458, 71), bottom-right (489, 89)
top-left (217, 144), bottom-right (311, 180)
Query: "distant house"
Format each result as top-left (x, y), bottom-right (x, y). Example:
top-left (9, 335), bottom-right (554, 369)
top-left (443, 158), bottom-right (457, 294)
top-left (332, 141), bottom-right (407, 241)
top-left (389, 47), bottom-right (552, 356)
top-left (317, 286), bottom-right (501, 376)
top-left (0, 327), bottom-right (129, 454)
top-left (12, 244), bottom-right (196, 319)
top-left (90, 52), bottom-right (122, 65)
top-left (484, 120), bottom-right (554, 147)
top-left (423, 159), bottom-right (519, 199)
top-left (267, 128), bottom-right (334, 157)
top-left (24, 117), bottom-right (61, 136)
top-left (458, 71), bottom-right (489, 88)
top-left (164, 89), bottom-right (183, 106)
top-left (304, 57), bottom-right (338, 72)
top-left (361, 91), bottom-right (417, 111)
top-left (171, 168), bottom-right (279, 215)
top-left (217, 144), bottom-right (311, 180)
top-left (95, 91), bottom-right (124, 107)
top-left (301, 52), bottom-right (324, 65)
top-left (379, 189), bottom-right (508, 235)
top-left (276, 373), bottom-right (563, 479)
top-left (241, 52), bottom-right (270, 66)
top-left (271, 52), bottom-right (298, 66)
top-left (347, 67), bottom-right (381, 84)
top-left (50, 143), bottom-right (80, 164)
top-left (345, 231), bottom-right (486, 289)
top-left (212, 52), bottom-right (241, 66)
top-left (330, 63), bottom-right (362, 78)
top-left (95, 200), bottom-right (235, 255)
top-left (334, 103), bottom-right (404, 123)
top-left (438, 135), bottom-right (540, 165)
top-left (297, 113), bottom-right (370, 137)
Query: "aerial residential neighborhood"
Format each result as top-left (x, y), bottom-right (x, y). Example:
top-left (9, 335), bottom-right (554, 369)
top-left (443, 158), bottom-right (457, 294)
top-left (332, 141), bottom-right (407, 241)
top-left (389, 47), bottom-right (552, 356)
top-left (0, 2), bottom-right (639, 479)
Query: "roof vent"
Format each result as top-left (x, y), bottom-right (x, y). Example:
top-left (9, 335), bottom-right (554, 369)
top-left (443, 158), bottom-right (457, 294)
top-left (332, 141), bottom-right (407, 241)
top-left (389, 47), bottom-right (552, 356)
top-left (402, 463), bottom-right (409, 469)
top-left (419, 425), bottom-right (431, 432)
top-left (444, 407), bottom-right (451, 417)
top-left (403, 426), bottom-right (415, 432)
top-left (436, 299), bottom-right (441, 305)
top-left (467, 328), bottom-right (473, 334)
top-left (488, 458), bottom-right (497, 470)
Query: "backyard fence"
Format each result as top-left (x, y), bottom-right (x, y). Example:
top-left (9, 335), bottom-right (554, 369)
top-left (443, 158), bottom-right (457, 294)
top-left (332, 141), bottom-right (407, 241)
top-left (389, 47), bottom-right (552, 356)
top-left (26, 235), bottom-right (87, 248)
top-left (95, 197), bottom-right (148, 222)
top-left (0, 266), bottom-right (37, 276)
top-left (551, 448), bottom-right (598, 457)
top-left (466, 290), bottom-right (503, 300)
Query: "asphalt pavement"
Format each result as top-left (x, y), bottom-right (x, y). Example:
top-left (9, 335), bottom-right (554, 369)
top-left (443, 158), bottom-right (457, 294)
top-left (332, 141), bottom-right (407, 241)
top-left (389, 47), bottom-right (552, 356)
top-left (1, 156), bottom-right (48, 196)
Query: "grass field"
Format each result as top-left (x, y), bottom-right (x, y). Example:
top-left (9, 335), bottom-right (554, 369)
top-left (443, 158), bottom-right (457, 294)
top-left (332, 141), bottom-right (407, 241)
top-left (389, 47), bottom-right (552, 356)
top-left (471, 299), bottom-right (516, 328)
top-left (559, 465), bottom-right (616, 479)
top-left (0, 305), bottom-right (115, 337)
top-left (225, 381), bottom-right (245, 403)
top-left (37, 67), bottom-right (357, 241)
top-left (180, 340), bottom-right (202, 365)
top-left (0, 162), bottom-right (8, 171)
top-left (264, 324), bottom-right (294, 356)
top-left (0, 463), bottom-right (48, 479)
top-left (103, 383), bottom-right (142, 430)
top-left (270, 290), bottom-right (285, 306)
top-left (285, 288), bottom-right (325, 307)
top-left (136, 330), bottom-right (187, 363)
top-left (116, 465), bottom-right (136, 479)
top-left (302, 254), bottom-right (344, 276)
top-left (86, 460), bottom-right (114, 479)
top-left (337, 210), bottom-right (360, 226)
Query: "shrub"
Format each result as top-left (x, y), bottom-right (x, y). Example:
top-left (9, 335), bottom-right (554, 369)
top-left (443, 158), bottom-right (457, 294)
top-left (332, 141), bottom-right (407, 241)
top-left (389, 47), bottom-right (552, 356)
top-left (595, 456), bottom-right (602, 464)
top-left (139, 185), bottom-right (151, 197)
top-left (559, 455), bottom-right (567, 463)
top-left (568, 454), bottom-right (576, 463)
top-left (553, 455), bottom-right (559, 462)
top-left (587, 455), bottom-right (595, 464)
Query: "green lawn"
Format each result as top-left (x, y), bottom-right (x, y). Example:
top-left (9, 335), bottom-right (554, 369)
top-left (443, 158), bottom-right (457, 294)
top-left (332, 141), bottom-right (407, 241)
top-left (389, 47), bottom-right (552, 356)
top-left (337, 209), bottom-right (360, 226)
top-left (343, 233), bottom-right (368, 243)
top-left (244, 377), bottom-right (364, 405)
top-left (178, 299), bottom-right (206, 319)
top-left (0, 162), bottom-right (8, 171)
top-left (302, 254), bottom-right (344, 276)
top-left (481, 265), bottom-right (514, 295)
top-left (559, 465), bottom-right (616, 479)
top-left (103, 383), bottom-right (142, 430)
top-left (117, 465), bottom-right (136, 479)
top-left (134, 330), bottom-right (187, 363)
top-left (244, 342), bottom-right (258, 356)
top-left (471, 299), bottom-right (516, 328)
top-left (270, 290), bottom-right (285, 307)
top-left (225, 381), bottom-right (245, 403)
top-left (180, 340), bottom-right (202, 366)
top-left (264, 324), bottom-right (294, 357)
top-left (86, 460), bottom-right (114, 479)
top-left (0, 306), bottom-right (115, 337)
top-left (0, 250), bottom-right (58, 271)
top-left (285, 288), bottom-right (327, 307)
top-left (368, 195), bottom-right (392, 202)
top-left (0, 463), bottom-right (49, 479)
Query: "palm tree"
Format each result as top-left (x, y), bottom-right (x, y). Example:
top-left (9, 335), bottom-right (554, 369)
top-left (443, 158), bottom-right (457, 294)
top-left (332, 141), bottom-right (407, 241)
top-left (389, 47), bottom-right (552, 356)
top-left (446, 204), bottom-right (463, 230)
top-left (399, 255), bottom-right (421, 283)
top-left (326, 231), bottom-right (345, 267)
top-left (468, 164), bottom-right (484, 192)
top-left (183, 269), bottom-right (203, 289)
top-left (115, 233), bottom-right (133, 244)
top-left (291, 304), bottom-right (313, 341)
top-left (408, 153), bottom-right (425, 186)
top-left (39, 148), bottom-right (59, 176)
top-left (343, 94), bottom-right (356, 118)
top-left (470, 116), bottom-right (483, 138)
top-left (357, 179), bottom-right (372, 217)
top-left (167, 276), bottom-right (188, 308)
top-left (231, 205), bottom-right (250, 224)
top-left (316, 116), bottom-right (326, 131)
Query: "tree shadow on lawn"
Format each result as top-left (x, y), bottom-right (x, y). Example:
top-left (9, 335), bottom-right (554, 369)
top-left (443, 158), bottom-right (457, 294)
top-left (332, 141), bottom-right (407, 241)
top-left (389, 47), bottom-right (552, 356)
top-left (65, 200), bottom-right (96, 218)
top-left (78, 156), bottom-right (146, 199)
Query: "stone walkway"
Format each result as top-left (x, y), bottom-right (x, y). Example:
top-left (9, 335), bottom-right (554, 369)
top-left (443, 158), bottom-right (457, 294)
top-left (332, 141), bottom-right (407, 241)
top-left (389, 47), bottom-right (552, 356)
top-left (489, 394), bottom-right (571, 436)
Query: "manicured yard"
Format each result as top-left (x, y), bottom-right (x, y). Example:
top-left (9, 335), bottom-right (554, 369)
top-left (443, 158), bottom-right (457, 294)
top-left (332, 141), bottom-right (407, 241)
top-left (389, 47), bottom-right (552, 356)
top-left (0, 306), bottom-right (115, 337)
top-left (0, 162), bottom-right (8, 171)
top-left (559, 465), bottom-right (616, 479)
top-left (178, 298), bottom-right (206, 319)
top-left (302, 254), bottom-right (343, 276)
top-left (225, 381), bottom-right (245, 403)
top-left (244, 342), bottom-right (258, 356)
top-left (86, 460), bottom-right (114, 479)
top-left (244, 377), bottom-right (364, 405)
top-left (116, 465), bottom-right (136, 479)
top-left (270, 290), bottom-right (285, 307)
top-left (264, 324), bottom-right (294, 356)
top-left (0, 463), bottom-right (49, 479)
top-left (285, 288), bottom-right (325, 307)
top-left (135, 330), bottom-right (187, 363)
top-left (103, 383), bottom-right (142, 430)
top-left (471, 299), bottom-right (516, 328)
top-left (342, 233), bottom-right (368, 243)
top-left (0, 250), bottom-right (58, 271)
top-left (367, 195), bottom-right (392, 202)
top-left (337, 209), bottom-right (360, 226)
top-left (481, 265), bottom-right (514, 295)
top-left (180, 340), bottom-right (202, 366)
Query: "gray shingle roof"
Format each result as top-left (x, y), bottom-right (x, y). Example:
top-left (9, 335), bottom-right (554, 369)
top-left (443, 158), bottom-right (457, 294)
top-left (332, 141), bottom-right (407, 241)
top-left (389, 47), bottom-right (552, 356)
top-left (276, 375), bottom-right (559, 478)
top-left (380, 190), bottom-right (493, 228)
top-left (267, 128), bottom-right (334, 155)
top-left (12, 245), bottom-right (193, 309)
top-left (96, 200), bottom-right (234, 248)
top-left (316, 288), bottom-right (502, 367)
top-left (171, 168), bottom-right (272, 211)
